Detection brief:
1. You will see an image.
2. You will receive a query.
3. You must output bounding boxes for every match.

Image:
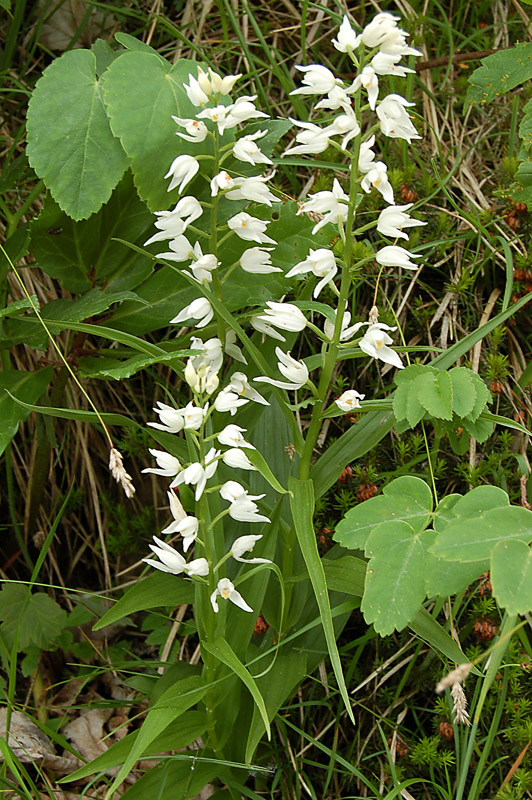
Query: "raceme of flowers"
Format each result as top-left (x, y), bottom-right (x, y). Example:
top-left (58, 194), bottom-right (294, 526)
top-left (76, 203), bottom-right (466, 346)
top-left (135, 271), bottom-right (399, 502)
top-left (141, 12), bottom-right (425, 611)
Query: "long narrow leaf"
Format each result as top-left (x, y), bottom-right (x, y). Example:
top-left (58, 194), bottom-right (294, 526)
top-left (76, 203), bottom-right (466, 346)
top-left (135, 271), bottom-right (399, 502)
top-left (289, 477), bottom-right (355, 724)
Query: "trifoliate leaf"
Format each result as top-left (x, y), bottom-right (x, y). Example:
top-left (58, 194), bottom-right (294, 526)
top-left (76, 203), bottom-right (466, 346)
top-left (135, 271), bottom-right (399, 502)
top-left (491, 539), bottom-right (532, 615)
top-left (333, 475), bottom-right (433, 551)
top-left (416, 370), bottom-right (453, 420)
top-left (0, 586), bottom-right (67, 650)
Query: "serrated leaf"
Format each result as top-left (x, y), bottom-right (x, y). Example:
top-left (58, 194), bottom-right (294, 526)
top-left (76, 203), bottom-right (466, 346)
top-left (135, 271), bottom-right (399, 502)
top-left (466, 43), bottom-right (532, 106)
top-left (416, 370), bottom-right (453, 420)
top-left (27, 50), bottom-right (128, 220)
top-left (0, 586), bottom-right (67, 650)
top-left (461, 415), bottom-right (494, 442)
top-left (101, 53), bottom-right (202, 211)
top-left (0, 367), bottom-right (53, 456)
top-left (94, 572), bottom-right (194, 630)
top-left (449, 367), bottom-right (476, 417)
top-left (491, 539), bottom-right (532, 615)
top-left (334, 475), bottom-right (433, 551)
top-left (466, 373), bottom-right (491, 421)
top-left (362, 521), bottom-right (428, 635)
top-left (429, 505), bottom-right (532, 562)
top-left (394, 364), bottom-right (433, 385)
top-left (392, 380), bottom-right (425, 427)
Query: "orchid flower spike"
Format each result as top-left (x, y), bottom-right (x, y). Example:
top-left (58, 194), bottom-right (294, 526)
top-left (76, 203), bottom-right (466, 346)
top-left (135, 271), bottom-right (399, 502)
top-left (210, 578), bottom-right (253, 613)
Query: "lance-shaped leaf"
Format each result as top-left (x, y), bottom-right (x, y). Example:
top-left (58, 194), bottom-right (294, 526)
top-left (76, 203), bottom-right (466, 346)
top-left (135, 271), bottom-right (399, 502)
top-left (362, 520), bottom-right (429, 635)
top-left (101, 52), bottom-right (205, 211)
top-left (27, 49), bottom-right (128, 220)
top-left (0, 367), bottom-right (53, 456)
top-left (491, 539), bottom-right (532, 615)
top-left (333, 475), bottom-right (433, 551)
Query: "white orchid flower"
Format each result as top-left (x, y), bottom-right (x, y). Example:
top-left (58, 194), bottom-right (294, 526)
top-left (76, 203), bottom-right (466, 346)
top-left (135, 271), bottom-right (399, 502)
top-left (210, 171), bottom-right (235, 196)
top-left (162, 514), bottom-right (199, 553)
top-left (255, 347), bottom-right (309, 391)
top-left (154, 235), bottom-right (194, 262)
top-left (285, 248), bottom-right (337, 298)
top-left (183, 73), bottom-right (209, 106)
top-left (350, 66), bottom-right (380, 110)
top-left (144, 536), bottom-right (209, 576)
top-left (358, 135), bottom-right (377, 173)
top-left (332, 16), bottom-right (358, 52)
top-left (376, 94), bottom-right (421, 142)
top-left (207, 68), bottom-right (242, 95)
top-left (224, 329), bottom-right (247, 365)
top-left (214, 388), bottom-right (249, 415)
top-left (171, 297), bottom-right (213, 329)
top-left (210, 578), bottom-right (253, 613)
top-left (217, 424), bottom-right (255, 450)
top-left (148, 196), bottom-right (203, 245)
top-left (298, 179), bottom-right (349, 233)
top-left (254, 302), bottom-right (307, 334)
top-left (222, 448), bottom-right (257, 471)
top-left (226, 176), bottom-right (279, 207)
top-left (361, 161), bottom-right (394, 204)
top-left (171, 447), bottom-right (220, 499)
top-left (376, 245), bottom-right (421, 270)
top-left (322, 113), bottom-right (360, 149)
top-left (291, 64), bottom-right (340, 95)
top-left (354, 12), bottom-right (400, 48)
top-left (377, 203), bottom-right (426, 240)
top-left (227, 212), bottom-right (276, 244)
top-left (283, 120), bottom-right (331, 156)
top-left (240, 247), bottom-right (281, 274)
top-left (142, 449), bottom-right (181, 478)
top-left (227, 372), bottom-right (269, 406)
top-left (147, 402), bottom-right (185, 433)
top-left (185, 242), bottom-right (219, 284)
top-left (335, 390), bottom-right (365, 412)
top-left (371, 51), bottom-right (415, 78)
top-left (196, 104), bottom-right (230, 135)
top-left (231, 534), bottom-right (271, 563)
top-left (164, 155), bottom-right (200, 193)
top-left (224, 95), bottom-right (269, 127)
top-left (314, 86), bottom-right (354, 113)
top-left (359, 323), bottom-right (404, 369)
top-left (323, 310), bottom-right (365, 342)
top-left (171, 116), bottom-right (208, 143)
top-left (233, 131), bottom-right (273, 165)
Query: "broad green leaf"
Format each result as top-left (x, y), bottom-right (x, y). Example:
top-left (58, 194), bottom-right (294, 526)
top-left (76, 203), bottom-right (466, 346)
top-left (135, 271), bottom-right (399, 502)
top-left (416, 370), bottom-right (453, 420)
top-left (0, 297), bottom-right (38, 319)
top-left (119, 760), bottom-right (218, 800)
top-left (333, 476), bottom-right (433, 551)
top-left (203, 637), bottom-right (270, 749)
top-left (0, 367), bottom-right (53, 456)
top-left (430, 505), bottom-right (532, 562)
top-left (449, 484), bottom-right (509, 516)
top-left (466, 43), bottom-right (532, 106)
top-left (393, 381), bottom-right (425, 428)
top-left (27, 49), bottom-right (128, 220)
top-left (323, 555), bottom-right (366, 596)
top-left (42, 289), bottom-right (146, 324)
top-left (102, 53), bottom-right (201, 211)
top-left (449, 367), bottom-right (476, 418)
top-left (0, 586), bottom-right (67, 650)
top-left (94, 572), bottom-right (194, 630)
top-left (30, 175), bottom-right (154, 294)
top-left (491, 539), bottom-right (532, 615)
top-left (246, 652), bottom-right (307, 763)
top-left (466, 373), bottom-right (491, 421)
top-left (103, 675), bottom-right (206, 796)
top-left (64, 711), bottom-right (206, 781)
top-left (424, 546), bottom-right (487, 598)
top-left (362, 521), bottom-right (428, 635)
top-left (461, 415), bottom-right (494, 442)
top-left (394, 364), bottom-right (432, 385)
top-left (433, 493), bottom-right (462, 531)
top-left (289, 477), bottom-right (354, 724)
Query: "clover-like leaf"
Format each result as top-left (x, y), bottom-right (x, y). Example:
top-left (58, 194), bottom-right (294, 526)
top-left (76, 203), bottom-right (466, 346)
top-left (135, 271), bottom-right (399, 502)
top-left (362, 520), bottom-right (429, 635)
top-left (334, 475), bottom-right (433, 551)
top-left (0, 585), bottom-right (67, 650)
top-left (27, 49), bottom-right (128, 220)
top-left (449, 367), bottom-right (476, 418)
top-left (416, 370), bottom-right (453, 421)
top-left (491, 539), bottom-right (532, 615)
top-left (429, 504), bottom-right (532, 562)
